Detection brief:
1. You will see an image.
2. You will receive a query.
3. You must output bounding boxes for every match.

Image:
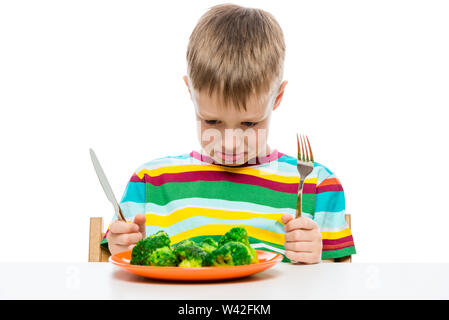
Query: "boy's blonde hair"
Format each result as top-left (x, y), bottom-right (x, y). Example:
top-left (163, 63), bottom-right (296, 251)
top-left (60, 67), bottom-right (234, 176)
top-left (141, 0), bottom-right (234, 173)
top-left (186, 3), bottom-right (285, 111)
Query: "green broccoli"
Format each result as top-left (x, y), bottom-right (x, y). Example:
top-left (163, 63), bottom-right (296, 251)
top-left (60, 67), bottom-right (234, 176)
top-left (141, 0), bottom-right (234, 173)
top-left (172, 239), bottom-right (196, 249)
top-left (129, 227), bottom-right (259, 267)
top-left (204, 241), bottom-right (253, 266)
top-left (148, 246), bottom-right (179, 266)
top-left (218, 226), bottom-right (250, 246)
top-left (199, 238), bottom-right (218, 254)
top-left (173, 243), bottom-right (207, 267)
top-left (218, 227), bottom-right (258, 264)
top-left (247, 246), bottom-right (258, 264)
top-left (130, 230), bottom-right (171, 265)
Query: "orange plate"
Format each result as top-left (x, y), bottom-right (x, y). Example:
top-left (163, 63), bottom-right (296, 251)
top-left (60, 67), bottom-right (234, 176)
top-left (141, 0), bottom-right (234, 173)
top-left (110, 250), bottom-right (283, 281)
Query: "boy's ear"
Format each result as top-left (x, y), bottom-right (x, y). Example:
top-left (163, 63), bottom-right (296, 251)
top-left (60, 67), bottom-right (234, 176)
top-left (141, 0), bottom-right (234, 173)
top-left (273, 80), bottom-right (288, 111)
top-left (183, 75), bottom-right (192, 100)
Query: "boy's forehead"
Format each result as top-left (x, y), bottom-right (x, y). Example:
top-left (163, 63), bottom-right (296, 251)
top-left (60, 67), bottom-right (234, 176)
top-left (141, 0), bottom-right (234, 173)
top-left (194, 88), bottom-right (271, 120)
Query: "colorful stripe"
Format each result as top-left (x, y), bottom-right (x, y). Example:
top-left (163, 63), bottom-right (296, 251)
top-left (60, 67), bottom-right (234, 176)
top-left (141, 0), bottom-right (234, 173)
top-left (143, 208), bottom-right (284, 227)
top-left (322, 246), bottom-right (356, 259)
top-left (315, 191), bottom-right (345, 212)
top-left (143, 214), bottom-right (285, 238)
top-left (120, 198), bottom-right (297, 216)
top-left (168, 224), bottom-right (285, 247)
top-left (316, 184), bottom-right (344, 193)
top-left (321, 227), bottom-right (352, 240)
top-left (322, 235), bottom-right (355, 251)
top-left (141, 170), bottom-right (299, 194)
top-left (136, 164), bottom-right (300, 183)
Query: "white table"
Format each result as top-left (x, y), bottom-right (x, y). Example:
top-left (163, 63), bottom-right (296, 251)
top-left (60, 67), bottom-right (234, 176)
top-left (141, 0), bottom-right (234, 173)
top-left (1, 262), bottom-right (448, 299)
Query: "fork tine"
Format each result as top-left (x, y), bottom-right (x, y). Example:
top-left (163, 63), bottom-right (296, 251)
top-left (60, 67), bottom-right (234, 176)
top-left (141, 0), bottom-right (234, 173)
top-left (296, 133), bottom-right (301, 160)
top-left (300, 134), bottom-right (305, 162)
top-left (301, 134), bottom-right (309, 162)
top-left (305, 135), bottom-right (314, 163)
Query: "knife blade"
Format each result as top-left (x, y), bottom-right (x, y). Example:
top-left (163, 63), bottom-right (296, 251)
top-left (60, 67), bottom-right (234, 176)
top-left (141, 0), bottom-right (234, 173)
top-left (89, 148), bottom-right (126, 221)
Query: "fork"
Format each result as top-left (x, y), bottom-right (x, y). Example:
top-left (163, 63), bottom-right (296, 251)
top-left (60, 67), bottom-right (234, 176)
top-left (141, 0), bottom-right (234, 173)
top-left (296, 134), bottom-right (315, 218)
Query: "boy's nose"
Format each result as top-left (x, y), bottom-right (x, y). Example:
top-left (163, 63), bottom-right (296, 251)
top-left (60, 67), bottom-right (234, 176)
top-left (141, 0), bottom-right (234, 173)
top-left (223, 131), bottom-right (243, 154)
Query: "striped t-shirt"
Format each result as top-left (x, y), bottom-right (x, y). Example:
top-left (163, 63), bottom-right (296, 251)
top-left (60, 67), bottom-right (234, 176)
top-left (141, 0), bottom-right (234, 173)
top-left (102, 149), bottom-right (356, 261)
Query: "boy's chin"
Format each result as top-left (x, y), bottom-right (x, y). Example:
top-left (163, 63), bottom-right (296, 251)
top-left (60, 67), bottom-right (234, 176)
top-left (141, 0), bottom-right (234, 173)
top-left (212, 156), bottom-right (247, 166)
top-left (211, 152), bottom-right (260, 166)
top-left (216, 160), bottom-right (245, 166)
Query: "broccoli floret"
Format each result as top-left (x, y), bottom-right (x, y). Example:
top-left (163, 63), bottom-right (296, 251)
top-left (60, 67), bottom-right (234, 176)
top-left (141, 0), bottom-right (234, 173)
top-left (199, 238), bottom-right (218, 254)
top-left (130, 230), bottom-right (171, 265)
top-left (148, 246), bottom-right (179, 266)
top-left (173, 243), bottom-right (207, 267)
top-left (218, 226), bottom-right (250, 246)
top-left (218, 227), bottom-right (258, 264)
top-left (172, 239), bottom-right (196, 249)
top-left (247, 246), bottom-right (258, 264)
top-left (130, 238), bottom-right (152, 266)
top-left (150, 230), bottom-right (171, 248)
top-left (205, 241), bottom-right (253, 266)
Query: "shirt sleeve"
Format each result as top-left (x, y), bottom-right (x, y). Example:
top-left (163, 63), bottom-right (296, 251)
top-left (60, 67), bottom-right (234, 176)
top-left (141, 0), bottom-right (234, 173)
top-left (314, 170), bottom-right (356, 260)
top-left (100, 170), bottom-right (146, 251)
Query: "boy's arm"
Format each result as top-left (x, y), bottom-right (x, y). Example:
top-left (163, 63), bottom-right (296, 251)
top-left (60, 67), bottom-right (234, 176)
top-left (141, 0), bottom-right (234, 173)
top-left (283, 167), bottom-right (354, 264)
top-left (315, 169), bottom-right (356, 261)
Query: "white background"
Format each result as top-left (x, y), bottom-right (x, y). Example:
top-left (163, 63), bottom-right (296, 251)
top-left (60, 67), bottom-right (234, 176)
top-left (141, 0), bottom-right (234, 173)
top-left (0, 0), bottom-right (448, 263)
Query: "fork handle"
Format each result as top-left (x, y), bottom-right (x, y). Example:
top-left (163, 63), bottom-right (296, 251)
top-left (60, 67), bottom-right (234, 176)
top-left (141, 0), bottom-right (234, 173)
top-left (296, 192), bottom-right (302, 218)
top-left (296, 180), bottom-right (305, 218)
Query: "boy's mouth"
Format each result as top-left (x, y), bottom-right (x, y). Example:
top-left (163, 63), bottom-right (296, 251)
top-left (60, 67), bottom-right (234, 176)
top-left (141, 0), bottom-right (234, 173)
top-left (215, 151), bottom-right (245, 162)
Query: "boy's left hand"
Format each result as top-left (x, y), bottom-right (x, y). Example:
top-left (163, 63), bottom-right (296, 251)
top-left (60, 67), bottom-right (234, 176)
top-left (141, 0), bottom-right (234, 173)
top-left (281, 214), bottom-right (322, 264)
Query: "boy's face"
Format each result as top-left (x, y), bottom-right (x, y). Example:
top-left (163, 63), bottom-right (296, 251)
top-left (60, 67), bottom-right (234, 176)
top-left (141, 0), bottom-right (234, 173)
top-left (183, 75), bottom-right (288, 166)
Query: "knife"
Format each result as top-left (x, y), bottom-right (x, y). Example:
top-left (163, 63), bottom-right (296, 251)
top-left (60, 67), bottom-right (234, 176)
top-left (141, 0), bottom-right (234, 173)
top-left (89, 148), bottom-right (126, 221)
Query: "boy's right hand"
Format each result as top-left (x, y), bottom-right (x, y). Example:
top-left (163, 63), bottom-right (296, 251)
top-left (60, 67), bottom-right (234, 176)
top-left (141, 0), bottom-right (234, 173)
top-left (107, 213), bottom-right (146, 256)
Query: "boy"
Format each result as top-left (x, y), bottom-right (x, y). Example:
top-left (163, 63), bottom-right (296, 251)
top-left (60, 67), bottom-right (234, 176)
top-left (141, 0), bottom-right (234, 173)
top-left (102, 3), bottom-right (356, 264)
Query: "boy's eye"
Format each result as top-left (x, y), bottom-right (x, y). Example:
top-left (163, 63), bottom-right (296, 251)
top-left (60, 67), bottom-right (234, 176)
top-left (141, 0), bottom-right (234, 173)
top-left (204, 120), bottom-right (258, 127)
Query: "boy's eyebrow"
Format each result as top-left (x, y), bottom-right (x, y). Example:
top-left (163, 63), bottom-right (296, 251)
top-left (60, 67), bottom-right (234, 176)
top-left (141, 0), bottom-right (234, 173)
top-left (197, 111), bottom-right (266, 122)
top-left (240, 116), bottom-right (265, 122)
top-left (196, 111), bottom-right (215, 119)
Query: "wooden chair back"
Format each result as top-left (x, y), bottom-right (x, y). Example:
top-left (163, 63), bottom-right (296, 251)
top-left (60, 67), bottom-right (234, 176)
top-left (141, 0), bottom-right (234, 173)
top-left (88, 217), bottom-right (111, 262)
top-left (88, 214), bottom-right (353, 263)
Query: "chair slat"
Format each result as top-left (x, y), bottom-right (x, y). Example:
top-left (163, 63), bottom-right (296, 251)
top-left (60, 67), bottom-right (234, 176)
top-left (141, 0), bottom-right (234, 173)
top-left (88, 217), bottom-right (103, 262)
top-left (100, 232), bottom-right (111, 262)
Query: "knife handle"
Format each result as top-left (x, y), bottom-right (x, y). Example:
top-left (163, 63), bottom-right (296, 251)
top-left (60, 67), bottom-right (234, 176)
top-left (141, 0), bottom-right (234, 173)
top-left (117, 205), bottom-right (126, 222)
